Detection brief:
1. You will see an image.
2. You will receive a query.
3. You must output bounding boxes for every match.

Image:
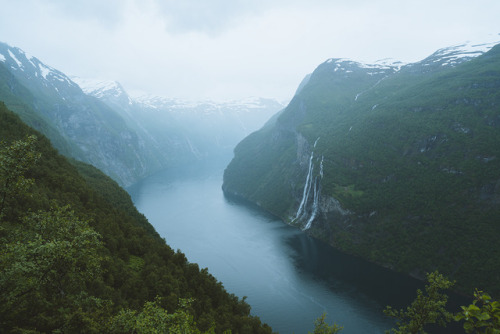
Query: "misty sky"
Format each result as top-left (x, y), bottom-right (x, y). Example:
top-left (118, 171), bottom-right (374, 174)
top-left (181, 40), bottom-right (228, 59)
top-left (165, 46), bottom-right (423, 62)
top-left (1, 0), bottom-right (500, 101)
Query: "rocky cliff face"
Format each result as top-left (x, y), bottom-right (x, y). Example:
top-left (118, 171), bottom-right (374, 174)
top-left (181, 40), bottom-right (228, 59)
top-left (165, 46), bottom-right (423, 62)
top-left (0, 42), bottom-right (284, 186)
top-left (222, 41), bottom-right (500, 295)
top-left (0, 42), bottom-right (164, 186)
top-left (293, 134), bottom-right (351, 219)
top-left (74, 77), bottom-right (285, 167)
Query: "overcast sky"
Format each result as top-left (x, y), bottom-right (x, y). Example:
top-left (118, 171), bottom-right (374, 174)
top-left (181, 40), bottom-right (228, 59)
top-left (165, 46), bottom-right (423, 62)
top-left (1, 0), bottom-right (500, 101)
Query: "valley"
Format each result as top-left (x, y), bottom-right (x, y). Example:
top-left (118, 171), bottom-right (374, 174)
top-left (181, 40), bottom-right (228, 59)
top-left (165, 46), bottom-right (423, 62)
top-left (0, 41), bottom-right (284, 187)
top-left (1, 35), bottom-right (499, 333)
top-left (223, 41), bottom-right (500, 297)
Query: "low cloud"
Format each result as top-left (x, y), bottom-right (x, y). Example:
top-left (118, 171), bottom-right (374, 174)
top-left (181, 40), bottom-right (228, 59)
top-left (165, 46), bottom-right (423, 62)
top-left (1, 0), bottom-right (500, 101)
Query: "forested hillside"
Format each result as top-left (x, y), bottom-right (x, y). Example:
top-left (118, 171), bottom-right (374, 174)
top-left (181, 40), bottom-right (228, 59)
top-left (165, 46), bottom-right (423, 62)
top-left (0, 102), bottom-right (272, 333)
top-left (223, 43), bottom-right (500, 296)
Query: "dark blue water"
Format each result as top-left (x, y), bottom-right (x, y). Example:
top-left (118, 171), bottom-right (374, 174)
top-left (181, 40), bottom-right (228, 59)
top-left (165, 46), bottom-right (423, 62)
top-left (127, 160), bottom-right (467, 333)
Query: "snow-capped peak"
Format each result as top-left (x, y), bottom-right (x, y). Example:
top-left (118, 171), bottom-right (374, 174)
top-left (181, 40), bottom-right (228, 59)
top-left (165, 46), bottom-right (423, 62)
top-left (371, 58), bottom-right (407, 70)
top-left (7, 49), bottom-right (23, 68)
top-left (132, 94), bottom-right (190, 109)
top-left (71, 76), bottom-right (134, 106)
top-left (322, 35), bottom-right (500, 74)
top-left (132, 93), bottom-right (285, 115)
top-left (413, 35), bottom-right (500, 69)
top-left (429, 39), bottom-right (499, 65)
top-left (323, 57), bottom-right (404, 75)
top-left (0, 42), bottom-right (76, 88)
top-left (72, 77), bottom-right (124, 97)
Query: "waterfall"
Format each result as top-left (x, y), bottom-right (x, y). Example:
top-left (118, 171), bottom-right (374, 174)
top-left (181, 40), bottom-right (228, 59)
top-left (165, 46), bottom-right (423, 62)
top-left (303, 177), bottom-right (320, 230)
top-left (295, 137), bottom-right (322, 225)
top-left (303, 155), bottom-right (325, 230)
top-left (319, 155), bottom-right (324, 179)
top-left (295, 151), bottom-right (314, 220)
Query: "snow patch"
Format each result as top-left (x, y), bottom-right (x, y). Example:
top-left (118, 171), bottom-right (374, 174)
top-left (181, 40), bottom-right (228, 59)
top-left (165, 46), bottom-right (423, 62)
top-left (38, 62), bottom-right (52, 79)
top-left (424, 37), bottom-right (500, 67)
top-left (25, 54), bottom-right (37, 69)
top-left (0, 53), bottom-right (5, 62)
top-left (72, 77), bottom-right (125, 98)
top-left (325, 57), bottom-right (405, 74)
top-left (132, 93), bottom-right (284, 115)
top-left (8, 49), bottom-right (23, 68)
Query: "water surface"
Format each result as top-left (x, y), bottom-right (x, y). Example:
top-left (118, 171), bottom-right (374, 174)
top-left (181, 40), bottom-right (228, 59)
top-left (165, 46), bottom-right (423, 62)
top-left (128, 160), bottom-right (463, 333)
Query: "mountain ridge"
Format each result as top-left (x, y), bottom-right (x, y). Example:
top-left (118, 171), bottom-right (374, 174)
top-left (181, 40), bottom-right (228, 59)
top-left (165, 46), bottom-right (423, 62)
top-left (223, 40), bottom-right (500, 296)
top-left (0, 41), bottom-right (167, 186)
top-left (0, 41), bottom-right (284, 186)
top-left (72, 75), bottom-right (285, 115)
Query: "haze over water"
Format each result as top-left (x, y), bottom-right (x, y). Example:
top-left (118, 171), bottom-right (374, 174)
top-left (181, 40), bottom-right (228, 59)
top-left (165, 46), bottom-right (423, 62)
top-left (127, 159), bottom-right (461, 333)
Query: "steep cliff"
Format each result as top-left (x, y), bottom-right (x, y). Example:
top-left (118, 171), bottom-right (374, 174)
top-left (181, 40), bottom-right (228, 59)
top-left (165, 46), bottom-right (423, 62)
top-left (0, 42), bottom-right (164, 186)
top-left (0, 42), bottom-right (284, 186)
top-left (0, 102), bottom-right (272, 333)
top-left (223, 42), bottom-right (500, 295)
top-left (73, 77), bottom-right (285, 165)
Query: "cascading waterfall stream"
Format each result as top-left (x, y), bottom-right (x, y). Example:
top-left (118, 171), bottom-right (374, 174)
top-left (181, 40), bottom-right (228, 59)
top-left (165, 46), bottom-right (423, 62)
top-left (295, 137), bottom-right (324, 230)
top-left (319, 155), bottom-right (324, 178)
top-left (295, 151), bottom-right (314, 220)
top-left (303, 176), bottom-right (320, 230)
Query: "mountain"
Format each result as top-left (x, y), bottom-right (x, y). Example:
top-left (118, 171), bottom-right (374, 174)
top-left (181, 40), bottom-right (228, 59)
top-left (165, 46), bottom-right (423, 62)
top-left (0, 102), bottom-right (272, 333)
top-left (0, 42), bottom-right (284, 186)
top-left (73, 76), bottom-right (285, 163)
top-left (0, 42), bottom-right (166, 186)
top-left (222, 40), bottom-right (500, 296)
top-left (132, 95), bottom-right (285, 160)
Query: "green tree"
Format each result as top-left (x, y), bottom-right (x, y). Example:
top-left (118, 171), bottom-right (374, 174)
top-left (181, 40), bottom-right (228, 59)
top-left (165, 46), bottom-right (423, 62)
top-left (0, 134), bottom-right (40, 221)
top-left (0, 205), bottom-right (108, 332)
top-left (384, 271), bottom-right (454, 334)
top-left (455, 289), bottom-right (500, 334)
top-left (108, 297), bottom-right (213, 334)
top-left (0, 136), bottom-right (109, 332)
top-left (309, 313), bottom-right (343, 334)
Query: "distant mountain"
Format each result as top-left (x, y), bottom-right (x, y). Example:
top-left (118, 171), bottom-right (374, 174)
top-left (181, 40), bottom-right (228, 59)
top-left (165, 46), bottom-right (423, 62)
top-left (411, 40), bottom-right (500, 69)
top-left (73, 76), bottom-right (285, 163)
top-left (223, 39), bottom-right (500, 296)
top-left (72, 77), bottom-right (133, 105)
top-left (0, 42), bottom-right (166, 186)
top-left (0, 42), bottom-right (283, 186)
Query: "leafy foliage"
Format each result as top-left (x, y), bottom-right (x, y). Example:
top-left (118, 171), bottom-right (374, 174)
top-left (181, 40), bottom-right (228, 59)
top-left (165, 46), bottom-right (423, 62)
top-left (0, 102), bottom-right (272, 333)
top-left (384, 271), bottom-right (454, 334)
top-left (0, 134), bottom-right (40, 220)
top-left (455, 290), bottom-right (500, 334)
top-left (309, 313), bottom-right (343, 334)
top-left (0, 205), bottom-right (107, 332)
top-left (385, 271), bottom-right (500, 334)
top-left (108, 297), bottom-right (208, 334)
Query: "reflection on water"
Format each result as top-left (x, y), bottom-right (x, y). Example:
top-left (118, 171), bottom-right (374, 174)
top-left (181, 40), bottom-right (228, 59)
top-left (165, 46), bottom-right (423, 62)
top-left (128, 161), bottom-right (467, 333)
